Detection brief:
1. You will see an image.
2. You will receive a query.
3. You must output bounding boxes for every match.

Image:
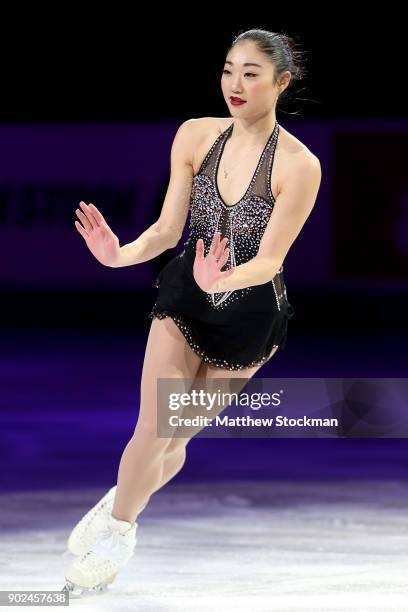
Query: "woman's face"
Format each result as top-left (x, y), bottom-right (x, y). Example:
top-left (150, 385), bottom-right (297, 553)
top-left (221, 40), bottom-right (287, 116)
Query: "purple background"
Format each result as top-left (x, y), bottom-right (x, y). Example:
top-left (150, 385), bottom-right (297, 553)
top-left (1, 117), bottom-right (407, 492)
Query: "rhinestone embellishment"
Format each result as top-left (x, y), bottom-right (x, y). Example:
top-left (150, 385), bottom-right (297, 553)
top-left (149, 120), bottom-right (294, 369)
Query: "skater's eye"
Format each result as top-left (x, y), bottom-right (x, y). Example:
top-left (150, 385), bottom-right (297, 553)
top-left (222, 70), bottom-right (258, 78)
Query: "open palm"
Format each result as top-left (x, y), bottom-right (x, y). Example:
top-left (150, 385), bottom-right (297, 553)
top-left (193, 231), bottom-right (235, 293)
top-left (74, 201), bottom-right (120, 267)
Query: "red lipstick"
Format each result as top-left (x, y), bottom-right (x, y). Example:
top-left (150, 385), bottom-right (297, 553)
top-left (230, 97), bottom-right (246, 106)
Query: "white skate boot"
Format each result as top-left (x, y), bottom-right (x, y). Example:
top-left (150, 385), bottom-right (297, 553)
top-left (65, 485), bottom-right (147, 557)
top-left (62, 514), bottom-right (137, 598)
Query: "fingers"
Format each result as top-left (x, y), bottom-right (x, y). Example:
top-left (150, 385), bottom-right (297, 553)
top-left (203, 232), bottom-right (230, 264)
top-left (218, 247), bottom-right (230, 270)
top-left (75, 208), bottom-right (93, 232)
top-left (77, 201), bottom-right (99, 230)
top-left (195, 238), bottom-right (205, 260)
top-left (88, 202), bottom-right (107, 226)
top-left (215, 237), bottom-right (229, 260)
top-left (209, 231), bottom-right (221, 256)
top-left (75, 220), bottom-right (89, 240)
top-left (210, 231), bottom-right (229, 260)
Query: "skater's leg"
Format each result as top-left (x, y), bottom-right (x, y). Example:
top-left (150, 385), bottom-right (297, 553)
top-left (148, 350), bottom-right (276, 490)
top-left (111, 316), bottom-right (202, 523)
top-left (62, 342), bottom-right (277, 594)
top-left (148, 442), bottom-right (188, 491)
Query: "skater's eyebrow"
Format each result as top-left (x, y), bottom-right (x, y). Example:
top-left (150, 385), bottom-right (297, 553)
top-left (224, 60), bottom-right (263, 68)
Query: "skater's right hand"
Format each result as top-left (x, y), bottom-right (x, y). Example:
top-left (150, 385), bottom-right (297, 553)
top-left (74, 201), bottom-right (121, 267)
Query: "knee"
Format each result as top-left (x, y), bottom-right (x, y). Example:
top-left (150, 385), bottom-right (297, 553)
top-left (158, 365), bottom-right (188, 379)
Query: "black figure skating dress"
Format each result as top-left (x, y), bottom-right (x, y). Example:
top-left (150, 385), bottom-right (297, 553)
top-left (148, 120), bottom-right (295, 371)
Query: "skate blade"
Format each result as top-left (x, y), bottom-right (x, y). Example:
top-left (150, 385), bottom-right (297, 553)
top-left (62, 574), bottom-right (117, 599)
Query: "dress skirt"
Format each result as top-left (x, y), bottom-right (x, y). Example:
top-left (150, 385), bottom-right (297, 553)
top-left (148, 251), bottom-right (295, 371)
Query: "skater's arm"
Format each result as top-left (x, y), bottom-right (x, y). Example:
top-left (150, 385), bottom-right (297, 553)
top-left (110, 221), bottom-right (179, 267)
top-left (209, 154), bottom-right (321, 293)
top-left (112, 119), bottom-right (199, 267)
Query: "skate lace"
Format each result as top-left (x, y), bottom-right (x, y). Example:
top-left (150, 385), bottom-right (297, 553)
top-left (81, 550), bottom-right (116, 577)
top-left (85, 498), bottom-right (110, 525)
top-left (77, 549), bottom-right (117, 580)
top-left (87, 526), bottom-right (136, 565)
top-left (77, 491), bottom-right (114, 538)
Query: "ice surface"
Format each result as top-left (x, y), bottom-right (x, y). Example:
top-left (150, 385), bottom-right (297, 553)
top-left (1, 480), bottom-right (408, 611)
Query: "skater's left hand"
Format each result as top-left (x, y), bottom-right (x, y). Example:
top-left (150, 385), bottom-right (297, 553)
top-left (193, 232), bottom-right (235, 293)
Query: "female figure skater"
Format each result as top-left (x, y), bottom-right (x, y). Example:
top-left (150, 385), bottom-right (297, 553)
top-left (62, 28), bottom-right (321, 596)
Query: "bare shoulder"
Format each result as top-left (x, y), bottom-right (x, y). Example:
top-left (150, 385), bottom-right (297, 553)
top-left (278, 125), bottom-right (321, 172)
top-left (193, 116), bottom-right (233, 147)
top-left (276, 126), bottom-right (321, 197)
top-left (172, 117), bottom-right (217, 172)
top-left (181, 116), bottom-right (224, 145)
top-left (190, 116), bottom-right (232, 134)
top-left (179, 117), bottom-right (232, 175)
